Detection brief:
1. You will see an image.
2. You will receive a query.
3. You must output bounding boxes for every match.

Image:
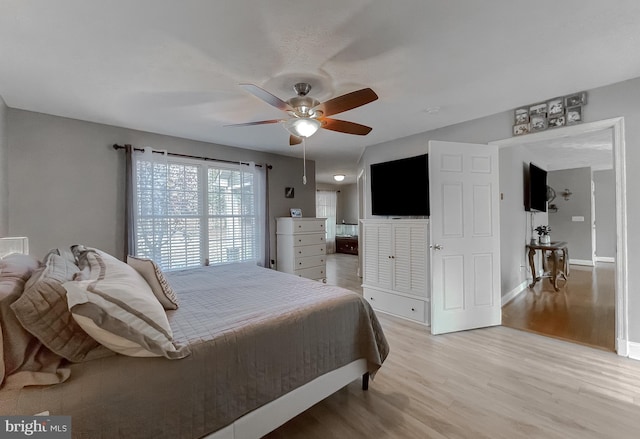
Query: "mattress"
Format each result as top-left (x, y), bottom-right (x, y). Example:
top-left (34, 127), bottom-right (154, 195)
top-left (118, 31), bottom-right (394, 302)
top-left (0, 263), bottom-right (389, 438)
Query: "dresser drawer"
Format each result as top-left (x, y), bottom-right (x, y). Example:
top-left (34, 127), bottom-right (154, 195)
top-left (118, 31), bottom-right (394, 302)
top-left (295, 265), bottom-right (326, 280)
top-left (364, 288), bottom-right (427, 324)
top-left (295, 254), bottom-right (325, 270)
top-left (294, 244), bottom-right (326, 258)
top-left (294, 233), bottom-right (325, 246)
top-left (294, 219), bottom-right (325, 233)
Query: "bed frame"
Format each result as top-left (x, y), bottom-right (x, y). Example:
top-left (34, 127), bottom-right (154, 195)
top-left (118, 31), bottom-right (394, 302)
top-left (205, 358), bottom-right (369, 439)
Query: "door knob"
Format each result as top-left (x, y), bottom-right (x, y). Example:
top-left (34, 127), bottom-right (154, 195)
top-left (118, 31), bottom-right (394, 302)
top-left (431, 244), bottom-right (444, 250)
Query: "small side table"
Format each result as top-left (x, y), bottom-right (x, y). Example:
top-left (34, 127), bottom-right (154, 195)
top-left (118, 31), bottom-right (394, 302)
top-left (526, 241), bottom-right (569, 291)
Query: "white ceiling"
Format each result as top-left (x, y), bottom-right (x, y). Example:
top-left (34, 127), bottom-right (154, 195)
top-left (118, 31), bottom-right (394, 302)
top-left (1, 1), bottom-right (639, 184)
top-left (521, 129), bottom-right (613, 172)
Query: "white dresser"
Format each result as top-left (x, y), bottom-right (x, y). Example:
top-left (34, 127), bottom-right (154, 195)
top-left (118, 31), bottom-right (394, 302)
top-left (276, 217), bottom-right (327, 281)
top-left (361, 219), bottom-right (430, 325)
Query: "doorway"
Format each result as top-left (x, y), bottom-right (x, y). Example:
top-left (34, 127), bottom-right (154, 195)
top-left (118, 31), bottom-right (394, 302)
top-left (492, 117), bottom-right (628, 355)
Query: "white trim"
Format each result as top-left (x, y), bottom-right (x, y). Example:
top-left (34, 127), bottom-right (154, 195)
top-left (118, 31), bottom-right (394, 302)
top-left (595, 256), bottom-right (615, 263)
top-left (628, 342), bottom-right (640, 361)
top-left (502, 280), bottom-right (528, 306)
top-left (491, 117), bottom-right (628, 357)
top-left (204, 359), bottom-right (368, 439)
top-left (569, 259), bottom-right (595, 267)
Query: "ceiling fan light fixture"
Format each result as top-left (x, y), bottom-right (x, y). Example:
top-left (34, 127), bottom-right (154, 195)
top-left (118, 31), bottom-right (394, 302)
top-left (333, 174), bottom-right (345, 182)
top-left (284, 117), bottom-right (321, 138)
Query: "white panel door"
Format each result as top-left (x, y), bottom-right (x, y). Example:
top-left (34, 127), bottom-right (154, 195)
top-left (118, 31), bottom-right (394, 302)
top-left (429, 141), bottom-right (501, 335)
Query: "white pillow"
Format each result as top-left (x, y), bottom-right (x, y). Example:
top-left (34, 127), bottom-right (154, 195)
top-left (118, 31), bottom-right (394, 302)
top-left (63, 249), bottom-right (189, 359)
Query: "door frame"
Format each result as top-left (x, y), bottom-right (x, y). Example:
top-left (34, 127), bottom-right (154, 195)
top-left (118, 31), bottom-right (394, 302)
top-left (491, 117), bottom-right (628, 356)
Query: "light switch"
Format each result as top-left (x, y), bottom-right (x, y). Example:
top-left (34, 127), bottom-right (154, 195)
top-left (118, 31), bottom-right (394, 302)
top-left (572, 216), bottom-right (585, 222)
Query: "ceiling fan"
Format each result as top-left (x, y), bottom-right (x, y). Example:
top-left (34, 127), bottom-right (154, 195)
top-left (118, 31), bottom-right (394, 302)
top-left (227, 82), bottom-right (378, 145)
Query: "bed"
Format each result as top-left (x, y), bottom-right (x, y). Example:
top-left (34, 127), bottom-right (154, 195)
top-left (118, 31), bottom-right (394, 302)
top-left (0, 249), bottom-right (389, 438)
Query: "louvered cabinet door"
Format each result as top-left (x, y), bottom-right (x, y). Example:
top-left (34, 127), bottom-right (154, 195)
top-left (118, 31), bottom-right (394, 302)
top-left (392, 222), bottom-right (428, 298)
top-left (363, 222), bottom-right (392, 289)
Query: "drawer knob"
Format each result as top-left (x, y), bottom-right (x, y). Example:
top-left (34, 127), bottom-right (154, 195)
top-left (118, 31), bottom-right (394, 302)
top-left (298, 239), bottom-right (302, 243)
top-left (298, 251), bottom-right (302, 254)
top-left (370, 297), bottom-right (374, 301)
top-left (411, 308), bottom-right (415, 312)
top-left (298, 262), bottom-right (302, 265)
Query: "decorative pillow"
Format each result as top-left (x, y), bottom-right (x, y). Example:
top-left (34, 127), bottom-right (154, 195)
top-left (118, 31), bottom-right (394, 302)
top-left (0, 253), bottom-right (41, 281)
top-left (1, 257), bottom-right (70, 389)
top-left (11, 253), bottom-right (101, 362)
top-left (63, 248), bottom-right (190, 359)
top-left (127, 256), bottom-right (179, 310)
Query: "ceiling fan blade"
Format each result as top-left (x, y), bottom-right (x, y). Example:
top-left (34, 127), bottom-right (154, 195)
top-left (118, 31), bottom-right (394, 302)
top-left (318, 88), bottom-right (378, 117)
top-left (239, 84), bottom-right (292, 112)
top-left (224, 119), bottom-right (281, 127)
top-left (290, 135), bottom-right (302, 146)
top-left (321, 118), bottom-right (373, 135)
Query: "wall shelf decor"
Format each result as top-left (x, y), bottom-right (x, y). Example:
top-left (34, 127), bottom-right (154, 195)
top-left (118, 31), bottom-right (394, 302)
top-left (512, 92), bottom-right (587, 136)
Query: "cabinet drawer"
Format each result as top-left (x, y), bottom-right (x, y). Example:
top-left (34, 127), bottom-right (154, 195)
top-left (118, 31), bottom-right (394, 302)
top-left (294, 233), bottom-right (325, 246)
top-left (295, 265), bottom-right (326, 280)
top-left (293, 219), bottom-right (325, 233)
top-left (294, 244), bottom-right (326, 257)
top-left (364, 288), bottom-right (427, 324)
top-left (295, 255), bottom-right (325, 270)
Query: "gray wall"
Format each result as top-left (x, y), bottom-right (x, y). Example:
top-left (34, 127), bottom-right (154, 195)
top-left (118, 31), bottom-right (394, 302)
top-left (316, 183), bottom-right (358, 225)
top-left (7, 109), bottom-right (316, 261)
top-left (359, 75), bottom-right (640, 344)
top-left (594, 169), bottom-right (616, 259)
top-left (0, 96), bottom-right (7, 236)
top-left (499, 146), bottom-right (548, 296)
top-left (548, 167), bottom-right (593, 262)
top-left (340, 183), bottom-right (358, 224)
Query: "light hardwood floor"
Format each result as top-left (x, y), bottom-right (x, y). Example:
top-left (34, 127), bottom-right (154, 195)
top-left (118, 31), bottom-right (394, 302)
top-left (266, 255), bottom-right (640, 438)
top-left (502, 263), bottom-right (615, 351)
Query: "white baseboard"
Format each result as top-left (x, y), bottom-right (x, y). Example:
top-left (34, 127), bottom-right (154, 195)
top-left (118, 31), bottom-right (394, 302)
top-left (502, 281), bottom-right (528, 306)
top-left (628, 341), bottom-right (640, 361)
top-left (595, 256), bottom-right (615, 263)
top-left (569, 259), bottom-right (595, 267)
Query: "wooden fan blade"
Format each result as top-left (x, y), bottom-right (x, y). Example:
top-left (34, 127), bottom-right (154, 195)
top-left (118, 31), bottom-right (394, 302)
top-left (224, 119), bottom-right (281, 127)
top-left (321, 118), bottom-right (373, 135)
top-left (318, 88), bottom-right (378, 117)
top-left (290, 135), bottom-right (302, 146)
top-left (239, 84), bottom-right (292, 112)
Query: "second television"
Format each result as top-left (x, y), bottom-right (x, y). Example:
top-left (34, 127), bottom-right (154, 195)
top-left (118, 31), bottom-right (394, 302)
top-left (525, 162), bottom-right (548, 212)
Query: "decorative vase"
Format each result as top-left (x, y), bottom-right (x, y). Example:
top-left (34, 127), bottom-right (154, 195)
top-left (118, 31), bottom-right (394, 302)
top-left (540, 234), bottom-right (551, 244)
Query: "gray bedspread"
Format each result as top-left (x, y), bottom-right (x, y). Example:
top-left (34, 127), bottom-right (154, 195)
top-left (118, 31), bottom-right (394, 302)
top-left (0, 263), bottom-right (389, 438)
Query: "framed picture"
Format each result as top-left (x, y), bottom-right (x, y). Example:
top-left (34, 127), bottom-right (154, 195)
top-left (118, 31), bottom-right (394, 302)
top-left (548, 115), bottom-right (566, 128)
top-left (513, 123), bottom-right (530, 136)
top-left (565, 92), bottom-right (587, 107)
top-left (547, 97), bottom-right (564, 117)
top-left (514, 108), bottom-right (529, 124)
top-left (284, 187), bottom-right (295, 198)
top-left (530, 114), bottom-right (547, 131)
top-left (529, 102), bottom-right (547, 115)
top-left (566, 106), bottom-right (582, 124)
top-left (290, 208), bottom-right (302, 218)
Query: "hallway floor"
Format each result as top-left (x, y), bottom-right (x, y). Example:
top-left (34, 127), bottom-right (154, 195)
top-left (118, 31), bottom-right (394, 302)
top-left (502, 263), bottom-right (615, 351)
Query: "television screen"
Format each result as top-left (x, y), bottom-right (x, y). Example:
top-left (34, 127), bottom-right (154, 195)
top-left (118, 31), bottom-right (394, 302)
top-left (371, 154), bottom-right (429, 216)
top-left (526, 162), bottom-right (547, 212)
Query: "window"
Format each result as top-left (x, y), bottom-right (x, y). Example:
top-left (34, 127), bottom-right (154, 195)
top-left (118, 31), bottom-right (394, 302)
top-left (133, 150), bottom-right (263, 270)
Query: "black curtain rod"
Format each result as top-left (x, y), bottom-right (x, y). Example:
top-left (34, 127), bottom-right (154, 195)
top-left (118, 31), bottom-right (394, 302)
top-left (112, 144), bottom-right (272, 169)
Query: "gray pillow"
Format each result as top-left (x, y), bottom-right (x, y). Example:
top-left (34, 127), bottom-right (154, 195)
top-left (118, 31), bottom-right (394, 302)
top-left (11, 253), bottom-right (102, 362)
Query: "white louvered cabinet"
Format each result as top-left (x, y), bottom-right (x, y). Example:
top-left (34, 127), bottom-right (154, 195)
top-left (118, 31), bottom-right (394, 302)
top-left (276, 217), bottom-right (327, 281)
top-left (362, 219), bottom-right (430, 325)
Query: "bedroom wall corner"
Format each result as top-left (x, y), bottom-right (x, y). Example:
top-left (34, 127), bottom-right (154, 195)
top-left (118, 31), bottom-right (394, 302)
top-left (0, 95), bottom-right (8, 236)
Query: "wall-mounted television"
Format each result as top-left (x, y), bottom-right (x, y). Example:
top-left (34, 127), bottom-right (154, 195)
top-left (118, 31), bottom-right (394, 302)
top-left (525, 162), bottom-right (547, 212)
top-left (371, 154), bottom-right (429, 216)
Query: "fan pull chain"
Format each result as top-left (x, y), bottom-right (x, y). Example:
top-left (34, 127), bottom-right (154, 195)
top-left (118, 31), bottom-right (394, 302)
top-left (302, 138), bottom-right (307, 185)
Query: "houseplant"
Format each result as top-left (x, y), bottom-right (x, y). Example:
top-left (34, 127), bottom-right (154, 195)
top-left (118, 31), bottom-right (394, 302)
top-left (535, 225), bottom-right (551, 244)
